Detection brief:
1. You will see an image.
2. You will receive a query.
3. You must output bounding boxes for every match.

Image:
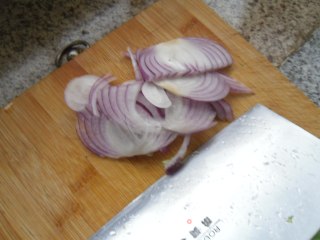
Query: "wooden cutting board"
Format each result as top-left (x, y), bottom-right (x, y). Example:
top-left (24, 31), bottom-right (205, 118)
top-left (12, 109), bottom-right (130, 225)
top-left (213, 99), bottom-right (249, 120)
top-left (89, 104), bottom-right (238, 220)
top-left (1, 0), bottom-right (319, 239)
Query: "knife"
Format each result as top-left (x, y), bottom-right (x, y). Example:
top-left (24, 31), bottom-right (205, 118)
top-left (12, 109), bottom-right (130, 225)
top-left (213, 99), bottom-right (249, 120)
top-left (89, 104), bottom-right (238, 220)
top-left (91, 104), bottom-right (320, 240)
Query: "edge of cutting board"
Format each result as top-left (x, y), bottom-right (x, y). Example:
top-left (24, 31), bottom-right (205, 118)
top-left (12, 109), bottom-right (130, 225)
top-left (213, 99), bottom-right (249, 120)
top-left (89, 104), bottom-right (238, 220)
top-left (1, 0), bottom-right (320, 239)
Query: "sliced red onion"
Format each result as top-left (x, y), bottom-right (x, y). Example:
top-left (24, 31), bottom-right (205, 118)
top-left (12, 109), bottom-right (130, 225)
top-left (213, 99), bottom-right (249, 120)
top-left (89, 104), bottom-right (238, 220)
top-left (100, 118), bottom-right (177, 157)
top-left (155, 71), bottom-right (230, 102)
top-left (127, 47), bottom-right (143, 81)
top-left (88, 74), bottom-right (116, 116)
top-left (136, 93), bottom-right (165, 120)
top-left (77, 110), bottom-right (177, 158)
top-left (77, 111), bottom-right (119, 158)
top-left (98, 81), bottom-right (162, 130)
top-left (217, 73), bottom-right (252, 94)
top-left (64, 75), bottom-right (100, 112)
top-left (164, 135), bottom-right (191, 175)
top-left (141, 82), bottom-right (172, 108)
top-left (186, 37), bottom-right (232, 67)
top-left (65, 36), bottom-right (253, 175)
top-left (211, 99), bottom-right (234, 121)
top-left (134, 37), bottom-right (233, 81)
top-left (162, 93), bottom-right (217, 134)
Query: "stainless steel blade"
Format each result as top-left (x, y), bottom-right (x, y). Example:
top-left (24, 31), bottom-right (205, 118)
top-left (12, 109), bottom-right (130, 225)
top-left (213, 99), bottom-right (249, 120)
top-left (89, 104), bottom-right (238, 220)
top-left (91, 104), bottom-right (320, 240)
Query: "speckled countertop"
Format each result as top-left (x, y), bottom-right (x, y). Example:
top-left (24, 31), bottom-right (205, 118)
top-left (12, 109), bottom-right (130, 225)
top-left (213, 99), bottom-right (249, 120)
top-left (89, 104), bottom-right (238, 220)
top-left (0, 0), bottom-right (320, 108)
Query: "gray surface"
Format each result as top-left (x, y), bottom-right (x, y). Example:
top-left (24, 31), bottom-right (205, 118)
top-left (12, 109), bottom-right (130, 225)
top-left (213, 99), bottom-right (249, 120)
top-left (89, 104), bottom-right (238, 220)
top-left (280, 28), bottom-right (320, 106)
top-left (205, 0), bottom-right (320, 66)
top-left (0, 0), bottom-right (320, 107)
top-left (0, 0), bottom-right (157, 107)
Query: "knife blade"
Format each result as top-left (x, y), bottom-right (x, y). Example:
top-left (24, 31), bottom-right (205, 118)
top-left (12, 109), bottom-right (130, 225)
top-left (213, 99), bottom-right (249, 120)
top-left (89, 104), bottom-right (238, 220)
top-left (91, 104), bottom-right (320, 240)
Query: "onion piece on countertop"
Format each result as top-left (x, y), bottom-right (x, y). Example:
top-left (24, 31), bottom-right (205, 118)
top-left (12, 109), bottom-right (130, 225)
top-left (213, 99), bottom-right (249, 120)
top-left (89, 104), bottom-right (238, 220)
top-left (134, 37), bottom-right (233, 82)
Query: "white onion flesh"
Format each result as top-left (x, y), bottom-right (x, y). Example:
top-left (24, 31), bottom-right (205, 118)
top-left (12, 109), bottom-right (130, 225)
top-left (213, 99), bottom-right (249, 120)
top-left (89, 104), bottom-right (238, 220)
top-left (64, 75), bottom-right (100, 112)
top-left (141, 82), bottom-right (172, 108)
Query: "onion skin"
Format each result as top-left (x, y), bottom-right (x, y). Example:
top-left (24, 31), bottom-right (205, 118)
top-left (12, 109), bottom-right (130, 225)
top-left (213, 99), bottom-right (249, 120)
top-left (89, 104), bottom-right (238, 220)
top-left (127, 47), bottom-right (143, 81)
top-left (164, 135), bottom-right (191, 175)
top-left (211, 99), bottom-right (234, 122)
top-left (217, 73), bottom-right (252, 94)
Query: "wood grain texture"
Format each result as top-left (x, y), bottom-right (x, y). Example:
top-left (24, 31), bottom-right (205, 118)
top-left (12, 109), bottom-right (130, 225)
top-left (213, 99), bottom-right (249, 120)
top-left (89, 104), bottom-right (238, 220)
top-left (1, 0), bottom-right (319, 239)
